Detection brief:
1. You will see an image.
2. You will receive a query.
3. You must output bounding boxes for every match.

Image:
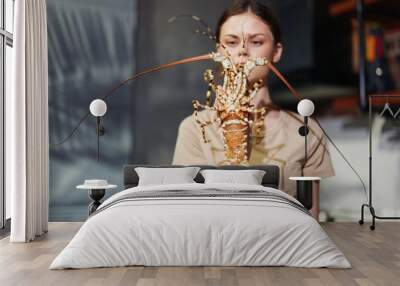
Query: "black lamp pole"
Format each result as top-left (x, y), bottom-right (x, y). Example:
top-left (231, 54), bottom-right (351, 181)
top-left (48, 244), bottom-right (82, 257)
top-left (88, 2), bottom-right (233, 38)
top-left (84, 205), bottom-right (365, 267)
top-left (303, 116), bottom-right (308, 176)
top-left (298, 116), bottom-right (310, 176)
top-left (297, 115), bottom-right (312, 209)
top-left (97, 117), bottom-right (100, 161)
top-left (95, 117), bottom-right (105, 162)
top-left (357, 0), bottom-right (367, 111)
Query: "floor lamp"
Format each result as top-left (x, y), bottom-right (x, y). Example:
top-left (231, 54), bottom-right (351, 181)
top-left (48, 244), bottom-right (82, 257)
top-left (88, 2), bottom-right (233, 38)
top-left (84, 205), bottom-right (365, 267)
top-left (89, 99), bottom-right (107, 162)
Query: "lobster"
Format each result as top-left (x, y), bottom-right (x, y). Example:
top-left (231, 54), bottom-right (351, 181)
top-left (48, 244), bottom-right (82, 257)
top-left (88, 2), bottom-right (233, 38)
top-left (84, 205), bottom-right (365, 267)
top-left (53, 51), bottom-right (301, 158)
top-left (192, 52), bottom-right (270, 165)
top-left (54, 14), bottom-right (302, 165)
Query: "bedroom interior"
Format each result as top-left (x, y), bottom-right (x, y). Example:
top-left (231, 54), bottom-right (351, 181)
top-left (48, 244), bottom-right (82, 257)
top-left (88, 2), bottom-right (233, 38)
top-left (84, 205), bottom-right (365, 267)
top-left (1, 0), bottom-right (400, 285)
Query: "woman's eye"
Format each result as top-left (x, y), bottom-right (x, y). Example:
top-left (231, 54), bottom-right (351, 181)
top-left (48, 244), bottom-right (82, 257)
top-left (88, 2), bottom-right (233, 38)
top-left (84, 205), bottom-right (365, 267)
top-left (225, 41), bottom-right (237, 46)
top-left (252, 41), bottom-right (263, 46)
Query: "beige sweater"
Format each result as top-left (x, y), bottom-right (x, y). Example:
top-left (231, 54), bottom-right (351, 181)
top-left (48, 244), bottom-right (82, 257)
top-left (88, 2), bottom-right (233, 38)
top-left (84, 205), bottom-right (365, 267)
top-left (173, 109), bottom-right (335, 197)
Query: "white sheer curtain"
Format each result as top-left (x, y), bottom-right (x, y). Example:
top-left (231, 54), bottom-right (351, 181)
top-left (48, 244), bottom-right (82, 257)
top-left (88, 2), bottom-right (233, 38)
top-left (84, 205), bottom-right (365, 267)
top-left (7, 0), bottom-right (49, 242)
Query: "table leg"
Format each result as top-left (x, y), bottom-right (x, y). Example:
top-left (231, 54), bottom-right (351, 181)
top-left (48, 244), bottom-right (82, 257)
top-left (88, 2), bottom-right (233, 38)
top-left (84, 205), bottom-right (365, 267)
top-left (296, 180), bottom-right (313, 210)
top-left (88, 189), bottom-right (105, 215)
top-left (309, 182), bottom-right (320, 221)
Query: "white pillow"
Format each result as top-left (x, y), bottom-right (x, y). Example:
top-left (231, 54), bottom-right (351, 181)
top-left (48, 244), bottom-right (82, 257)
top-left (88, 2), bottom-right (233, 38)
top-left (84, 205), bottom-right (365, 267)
top-left (200, 169), bottom-right (266, 185)
top-left (135, 167), bottom-right (200, 186)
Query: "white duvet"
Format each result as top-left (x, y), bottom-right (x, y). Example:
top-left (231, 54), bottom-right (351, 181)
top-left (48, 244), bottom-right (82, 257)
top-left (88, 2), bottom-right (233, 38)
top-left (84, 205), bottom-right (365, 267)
top-left (50, 183), bottom-right (351, 269)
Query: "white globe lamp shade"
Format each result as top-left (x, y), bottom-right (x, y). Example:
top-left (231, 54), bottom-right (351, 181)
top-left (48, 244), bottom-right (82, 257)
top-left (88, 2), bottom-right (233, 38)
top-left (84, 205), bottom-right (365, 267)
top-left (89, 99), bottom-right (107, 117)
top-left (297, 99), bottom-right (314, 117)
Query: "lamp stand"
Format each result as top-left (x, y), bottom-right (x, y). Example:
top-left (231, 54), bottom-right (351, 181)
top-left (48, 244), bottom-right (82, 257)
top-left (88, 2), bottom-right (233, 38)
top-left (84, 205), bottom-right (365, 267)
top-left (298, 116), bottom-right (309, 176)
top-left (95, 117), bottom-right (105, 162)
top-left (296, 116), bottom-right (313, 208)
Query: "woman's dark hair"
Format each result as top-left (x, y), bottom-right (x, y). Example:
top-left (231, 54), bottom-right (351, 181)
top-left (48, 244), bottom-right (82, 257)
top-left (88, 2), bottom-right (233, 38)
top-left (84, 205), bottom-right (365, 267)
top-left (216, 0), bottom-right (281, 44)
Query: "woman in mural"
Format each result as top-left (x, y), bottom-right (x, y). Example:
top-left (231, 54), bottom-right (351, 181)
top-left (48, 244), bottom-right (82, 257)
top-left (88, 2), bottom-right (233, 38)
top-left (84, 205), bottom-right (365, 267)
top-left (173, 0), bottom-right (335, 219)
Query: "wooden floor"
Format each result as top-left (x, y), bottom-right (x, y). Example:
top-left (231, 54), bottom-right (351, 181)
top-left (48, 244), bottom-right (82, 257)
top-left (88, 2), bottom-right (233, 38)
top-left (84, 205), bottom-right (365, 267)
top-left (0, 222), bottom-right (399, 286)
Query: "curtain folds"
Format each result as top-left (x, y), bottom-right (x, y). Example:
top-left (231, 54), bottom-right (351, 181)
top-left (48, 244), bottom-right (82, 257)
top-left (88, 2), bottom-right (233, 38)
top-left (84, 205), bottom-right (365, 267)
top-left (8, 0), bottom-right (49, 242)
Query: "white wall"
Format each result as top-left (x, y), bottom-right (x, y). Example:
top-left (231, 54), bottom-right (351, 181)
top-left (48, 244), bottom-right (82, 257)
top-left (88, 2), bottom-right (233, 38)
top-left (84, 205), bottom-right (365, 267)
top-left (319, 114), bottom-right (400, 221)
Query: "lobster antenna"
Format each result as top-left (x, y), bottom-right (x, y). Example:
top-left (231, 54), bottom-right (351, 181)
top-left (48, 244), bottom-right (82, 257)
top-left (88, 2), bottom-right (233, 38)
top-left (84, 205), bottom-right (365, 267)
top-left (51, 54), bottom-right (211, 147)
top-left (168, 14), bottom-right (216, 41)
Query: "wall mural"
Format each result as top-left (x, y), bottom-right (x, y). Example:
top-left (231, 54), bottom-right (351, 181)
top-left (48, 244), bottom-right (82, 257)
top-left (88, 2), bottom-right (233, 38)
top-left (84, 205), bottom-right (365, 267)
top-left (48, 0), bottom-right (137, 221)
top-left (48, 0), bottom-right (400, 222)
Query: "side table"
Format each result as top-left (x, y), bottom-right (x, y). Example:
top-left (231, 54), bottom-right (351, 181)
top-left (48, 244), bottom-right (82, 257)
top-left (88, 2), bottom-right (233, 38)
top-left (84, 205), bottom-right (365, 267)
top-left (289, 176), bottom-right (321, 210)
top-left (77, 179), bottom-right (117, 215)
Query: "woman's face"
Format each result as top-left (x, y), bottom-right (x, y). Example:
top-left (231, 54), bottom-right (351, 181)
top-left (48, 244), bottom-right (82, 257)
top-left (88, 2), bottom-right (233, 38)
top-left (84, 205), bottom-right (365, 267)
top-left (218, 12), bottom-right (283, 83)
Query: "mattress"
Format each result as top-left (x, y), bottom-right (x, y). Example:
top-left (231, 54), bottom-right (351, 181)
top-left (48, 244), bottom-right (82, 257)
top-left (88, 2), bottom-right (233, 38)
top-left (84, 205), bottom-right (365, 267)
top-left (50, 183), bottom-right (350, 269)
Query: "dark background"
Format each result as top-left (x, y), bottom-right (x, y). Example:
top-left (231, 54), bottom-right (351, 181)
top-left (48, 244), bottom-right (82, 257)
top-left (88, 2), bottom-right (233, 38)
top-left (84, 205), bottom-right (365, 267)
top-left (48, 0), bottom-right (399, 221)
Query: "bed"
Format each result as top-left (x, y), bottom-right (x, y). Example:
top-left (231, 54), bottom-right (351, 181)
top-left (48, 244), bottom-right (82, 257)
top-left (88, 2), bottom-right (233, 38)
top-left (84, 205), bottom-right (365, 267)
top-left (50, 164), bottom-right (350, 269)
